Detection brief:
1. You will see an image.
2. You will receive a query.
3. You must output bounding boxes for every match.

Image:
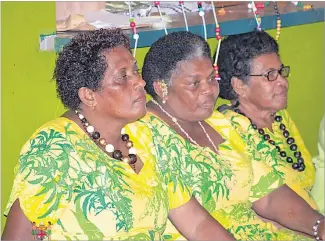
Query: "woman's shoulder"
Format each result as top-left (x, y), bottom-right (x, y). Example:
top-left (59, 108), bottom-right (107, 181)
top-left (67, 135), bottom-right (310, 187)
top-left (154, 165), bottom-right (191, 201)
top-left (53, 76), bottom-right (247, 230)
top-left (136, 112), bottom-right (177, 136)
top-left (28, 117), bottom-right (77, 138)
top-left (20, 117), bottom-right (79, 154)
top-left (215, 105), bottom-right (252, 132)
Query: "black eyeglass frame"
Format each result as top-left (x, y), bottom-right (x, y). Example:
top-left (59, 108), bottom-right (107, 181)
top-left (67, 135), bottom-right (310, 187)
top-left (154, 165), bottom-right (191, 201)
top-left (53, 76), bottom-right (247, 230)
top-left (249, 65), bottom-right (290, 81)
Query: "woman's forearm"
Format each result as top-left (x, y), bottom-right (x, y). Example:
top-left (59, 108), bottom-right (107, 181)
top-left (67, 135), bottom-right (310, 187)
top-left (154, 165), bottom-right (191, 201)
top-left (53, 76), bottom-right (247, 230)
top-left (169, 197), bottom-right (236, 240)
top-left (253, 184), bottom-right (324, 236)
top-left (192, 215), bottom-right (236, 241)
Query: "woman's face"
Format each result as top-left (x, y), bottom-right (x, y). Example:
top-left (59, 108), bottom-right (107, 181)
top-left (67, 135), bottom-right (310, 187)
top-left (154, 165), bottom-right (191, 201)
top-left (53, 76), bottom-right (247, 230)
top-left (92, 46), bottom-right (147, 123)
top-left (164, 57), bottom-right (219, 122)
top-left (240, 53), bottom-right (289, 113)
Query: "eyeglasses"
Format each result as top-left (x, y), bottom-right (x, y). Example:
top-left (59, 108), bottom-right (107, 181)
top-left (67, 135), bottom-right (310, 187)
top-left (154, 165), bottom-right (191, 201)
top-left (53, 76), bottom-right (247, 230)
top-left (250, 65), bottom-right (290, 81)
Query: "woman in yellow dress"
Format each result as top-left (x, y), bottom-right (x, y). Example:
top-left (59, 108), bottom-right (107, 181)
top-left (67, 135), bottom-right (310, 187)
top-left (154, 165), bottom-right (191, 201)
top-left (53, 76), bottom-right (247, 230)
top-left (217, 30), bottom-right (318, 210)
top-left (1, 29), bottom-right (234, 241)
top-left (129, 30), bottom-right (325, 240)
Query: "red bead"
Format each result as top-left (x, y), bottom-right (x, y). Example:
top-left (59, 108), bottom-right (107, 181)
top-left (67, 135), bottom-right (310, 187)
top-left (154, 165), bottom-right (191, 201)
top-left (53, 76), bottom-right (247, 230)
top-left (130, 22), bottom-right (136, 28)
top-left (217, 35), bottom-right (222, 40)
top-left (179, 1), bottom-right (184, 4)
top-left (216, 28), bottom-right (220, 32)
top-left (214, 65), bottom-right (219, 70)
top-left (197, 1), bottom-right (202, 4)
top-left (256, 3), bottom-right (264, 8)
top-left (254, 11), bottom-right (258, 14)
top-left (154, 1), bottom-right (160, 6)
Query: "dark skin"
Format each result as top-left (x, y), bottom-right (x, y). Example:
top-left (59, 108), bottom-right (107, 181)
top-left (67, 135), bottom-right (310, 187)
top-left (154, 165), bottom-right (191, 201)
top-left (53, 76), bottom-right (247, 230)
top-left (231, 52), bottom-right (324, 238)
top-left (147, 57), bottom-right (225, 150)
top-left (232, 53), bottom-right (289, 130)
top-left (2, 46), bottom-right (236, 241)
top-left (2, 46), bottom-right (147, 239)
top-left (148, 53), bottom-right (325, 239)
top-left (62, 47), bottom-right (147, 174)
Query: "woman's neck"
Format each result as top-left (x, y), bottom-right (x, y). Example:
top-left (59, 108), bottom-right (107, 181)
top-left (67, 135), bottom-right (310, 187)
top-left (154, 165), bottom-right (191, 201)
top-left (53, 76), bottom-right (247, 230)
top-left (147, 100), bottom-right (200, 129)
top-left (237, 100), bottom-right (275, 130)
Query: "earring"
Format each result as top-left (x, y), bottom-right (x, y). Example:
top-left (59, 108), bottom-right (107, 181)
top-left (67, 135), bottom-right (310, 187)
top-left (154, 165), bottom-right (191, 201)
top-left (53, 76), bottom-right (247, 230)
top-left (160, 80), bottom-right (168, 104)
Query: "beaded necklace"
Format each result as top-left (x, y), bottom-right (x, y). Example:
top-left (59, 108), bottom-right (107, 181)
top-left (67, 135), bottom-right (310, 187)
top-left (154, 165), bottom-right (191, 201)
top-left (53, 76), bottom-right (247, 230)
top-left (234, 108), bottom-right (305, 172)
top-left (75, 110), bottom-right (138, 171)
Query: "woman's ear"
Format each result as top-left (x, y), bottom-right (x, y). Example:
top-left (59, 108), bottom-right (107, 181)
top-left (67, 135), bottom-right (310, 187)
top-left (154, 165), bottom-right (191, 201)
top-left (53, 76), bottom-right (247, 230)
top-left (78, 87), bottom-right (97, 108)
top-left (231, 76), bottom-right (248, 99)
top-left (153, 81), bottom-right (166, 99)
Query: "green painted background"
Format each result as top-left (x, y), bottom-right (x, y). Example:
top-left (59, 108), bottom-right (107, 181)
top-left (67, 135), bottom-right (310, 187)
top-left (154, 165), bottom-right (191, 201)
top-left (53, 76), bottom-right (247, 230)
top-left (1, 2), bottom-right (324, 230)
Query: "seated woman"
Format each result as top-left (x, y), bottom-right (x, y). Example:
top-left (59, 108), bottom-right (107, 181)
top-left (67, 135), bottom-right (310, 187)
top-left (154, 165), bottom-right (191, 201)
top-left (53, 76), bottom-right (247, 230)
top-left (129, 30), bottom-right (325, 240)
top-left (1, 29), bottom-right (234, 241)
top-left (217, 30), bottom-right (318, 210)
top-left (311, 115), bottom-right (324, 214)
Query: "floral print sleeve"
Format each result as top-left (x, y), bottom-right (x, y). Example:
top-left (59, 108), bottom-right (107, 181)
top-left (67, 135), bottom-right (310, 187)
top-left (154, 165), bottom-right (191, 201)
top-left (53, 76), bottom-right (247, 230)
top-left (4, 125), bottom-right (77, 225)
top-left (4, 118), bottom-right (177, 240)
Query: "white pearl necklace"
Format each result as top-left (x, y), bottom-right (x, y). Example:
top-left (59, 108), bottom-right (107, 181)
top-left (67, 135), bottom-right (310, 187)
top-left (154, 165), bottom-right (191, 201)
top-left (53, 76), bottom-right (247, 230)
top-left (152, 99), bottom-right (220, 155)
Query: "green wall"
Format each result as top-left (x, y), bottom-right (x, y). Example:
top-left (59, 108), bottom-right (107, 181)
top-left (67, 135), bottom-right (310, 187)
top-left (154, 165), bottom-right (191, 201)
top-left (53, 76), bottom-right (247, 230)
top-left (1, 2), bottom-right (65, 229)
top-left (1, 1), bottom-right (324, 230)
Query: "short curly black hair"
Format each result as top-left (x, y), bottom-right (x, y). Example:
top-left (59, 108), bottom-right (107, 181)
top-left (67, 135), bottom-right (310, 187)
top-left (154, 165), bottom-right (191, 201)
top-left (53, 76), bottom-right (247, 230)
top-left (142, 31), bottom-right (211, 99)
top-left (216, 30), bottom-right (279, 100)
top-left (54, 28), bottom-right (130, 110)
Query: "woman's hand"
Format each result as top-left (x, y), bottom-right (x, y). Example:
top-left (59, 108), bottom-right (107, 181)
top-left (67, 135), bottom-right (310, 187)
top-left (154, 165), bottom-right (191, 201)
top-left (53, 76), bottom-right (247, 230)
top-left (318, 219), bottom-right (325, 240)
top-left (168, 196), bottom-right (236, 240)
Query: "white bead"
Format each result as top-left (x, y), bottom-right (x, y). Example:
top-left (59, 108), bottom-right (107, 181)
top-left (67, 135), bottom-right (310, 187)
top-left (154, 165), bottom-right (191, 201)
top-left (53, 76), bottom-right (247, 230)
top-left (317, 219), bottom-right (321, 224)
top-left (133, 34), bottom-right (139, 40)
top-left (105, 144), bottom-right (114, 153)
top-left (172, 117), bottom-right (177, 123)
top-left (199, 11), bottom-right (205, 16)
top-left (86, 125), bottom-right (94, 133)
top-left (314, 232), bottom-right (318, 236)
top-left (253, 7), bottom-right (257, 12)
top-left (247, 3), bottom-right (252, 8)
top-left (121, 128), bottom-right (126, 134)
top-left (129, 147), bottom-right (137, 155)
top-left (78, 114), bottom-right (84, 119)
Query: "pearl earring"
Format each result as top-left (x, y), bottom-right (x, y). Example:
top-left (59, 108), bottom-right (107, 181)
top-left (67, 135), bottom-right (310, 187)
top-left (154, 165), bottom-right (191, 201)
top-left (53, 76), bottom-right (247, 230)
top-left (160, 80), bottom-right (168, 104)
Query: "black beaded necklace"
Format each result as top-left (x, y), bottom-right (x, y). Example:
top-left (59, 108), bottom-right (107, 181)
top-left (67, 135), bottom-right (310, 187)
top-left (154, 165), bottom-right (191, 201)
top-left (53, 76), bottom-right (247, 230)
top-left (75, 110), bottom-right (137, 170)
top-left (234, 108), bottom-right (305, 172)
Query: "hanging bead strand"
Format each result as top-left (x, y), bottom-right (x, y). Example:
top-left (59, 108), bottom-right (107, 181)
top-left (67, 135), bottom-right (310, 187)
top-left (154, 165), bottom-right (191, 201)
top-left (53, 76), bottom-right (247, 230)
top-left (273, 2), bottom-right (281, 41)
top-left (154, 1), bottom-right (168, 35)
top-left (249, 1), bottom-right (262, 30)
top-left (179, 1), bottom-right (189, 31)
top-left (197, 1), bottom-right (207, 40)
top-left (127, 2), bottom-right (139, 57)
top-left (211, 1), bottom-right (221, 81)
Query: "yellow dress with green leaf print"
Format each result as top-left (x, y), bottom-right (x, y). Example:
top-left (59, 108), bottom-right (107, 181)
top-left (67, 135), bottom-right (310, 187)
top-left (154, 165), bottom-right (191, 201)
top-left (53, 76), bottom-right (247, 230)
top-left (130, 111), bottom-right (313, 240)
top-left (221, 107), bottom-right (317, 210)
top-left (4, 117), bottom-right (191, 240)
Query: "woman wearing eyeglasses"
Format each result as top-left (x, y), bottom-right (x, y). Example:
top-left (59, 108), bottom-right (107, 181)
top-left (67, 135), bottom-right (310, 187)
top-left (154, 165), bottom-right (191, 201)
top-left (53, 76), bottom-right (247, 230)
top-left (217, 31), bottom-right (319, 218)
